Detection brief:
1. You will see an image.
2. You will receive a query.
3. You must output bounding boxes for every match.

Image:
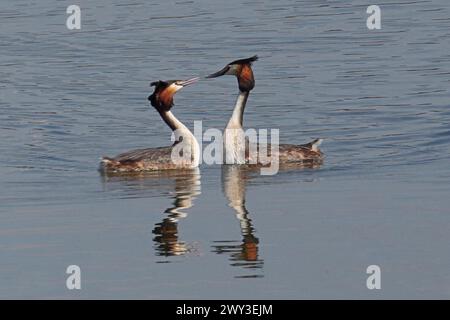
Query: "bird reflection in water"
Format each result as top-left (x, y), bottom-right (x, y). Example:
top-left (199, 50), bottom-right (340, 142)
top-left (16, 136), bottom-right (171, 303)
top-left (152, 169), bottom-right (201, 258)
top-left (213, 162), bottom-right (322, 278)
top-left (212, 165), bottom-right (264, 278)
top-left (150, 169), bottom-right (201, 259)
top-left (100, 169), bottom-right (201, 260)
top-left (100, 161), bottom-right (320, 271)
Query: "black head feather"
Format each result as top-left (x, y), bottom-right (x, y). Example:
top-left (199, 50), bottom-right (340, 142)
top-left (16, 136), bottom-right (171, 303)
top-left (229, 55), bottom-right (258, 66)
top-left (148, 80), bottom-right (174, 110)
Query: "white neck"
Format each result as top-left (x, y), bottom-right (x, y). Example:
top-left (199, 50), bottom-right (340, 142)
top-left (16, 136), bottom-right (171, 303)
top-left (159, 110), bottom-right (200, 168)
top-left (226, 91), bottom-right (249, 130)
top-left (224, 91), bottom-right (250, 164)
top-left (159, 109), bottom-right (189, 134)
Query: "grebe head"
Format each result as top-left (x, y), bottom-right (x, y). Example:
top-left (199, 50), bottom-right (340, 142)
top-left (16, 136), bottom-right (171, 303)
top-left (148, 77), bottom-right (199, 111)
top-left (206, 55), bottom-right (258, 92)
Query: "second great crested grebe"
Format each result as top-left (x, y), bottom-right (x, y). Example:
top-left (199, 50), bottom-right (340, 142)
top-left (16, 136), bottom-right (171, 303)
top-left (206, 55), bottom-right (323, 165)
top-left (100, 77), bottom-right (200, 172)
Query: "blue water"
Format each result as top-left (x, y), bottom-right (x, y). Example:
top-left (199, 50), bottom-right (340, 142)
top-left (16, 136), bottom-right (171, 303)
top-left (1, 0), bottom-right (450, 298)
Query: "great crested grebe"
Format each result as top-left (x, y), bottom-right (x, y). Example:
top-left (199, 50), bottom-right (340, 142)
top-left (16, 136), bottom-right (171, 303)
top-left (206, 56), bottom-right (323, 165)
top-left (100, 77), bottom-right (200, 172)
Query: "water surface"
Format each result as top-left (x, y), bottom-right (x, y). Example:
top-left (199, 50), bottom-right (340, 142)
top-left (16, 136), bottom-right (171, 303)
top-left (1, 0), bottom-right (450, 298)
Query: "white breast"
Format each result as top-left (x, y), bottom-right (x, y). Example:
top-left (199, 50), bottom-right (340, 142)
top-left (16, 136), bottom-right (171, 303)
top-left (224, 128), bottom-right (246, 164)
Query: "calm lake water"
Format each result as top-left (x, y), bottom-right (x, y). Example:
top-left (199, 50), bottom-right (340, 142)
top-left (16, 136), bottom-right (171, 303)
top-left (1, 0), bottom-right (450, 299)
